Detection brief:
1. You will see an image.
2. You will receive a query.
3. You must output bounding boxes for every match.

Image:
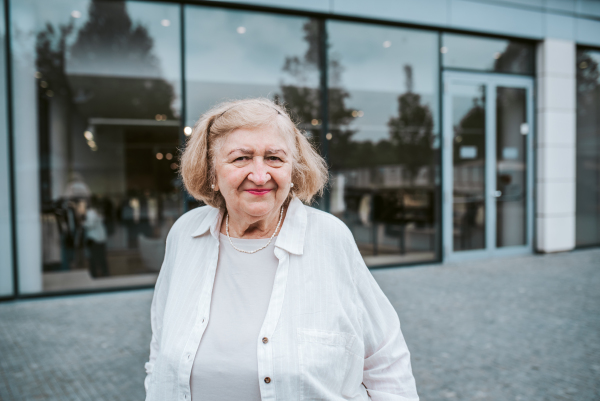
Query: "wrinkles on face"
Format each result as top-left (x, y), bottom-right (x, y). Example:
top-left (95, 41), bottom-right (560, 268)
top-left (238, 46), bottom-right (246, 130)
top-left (214, 126), bottom-right (293, 236)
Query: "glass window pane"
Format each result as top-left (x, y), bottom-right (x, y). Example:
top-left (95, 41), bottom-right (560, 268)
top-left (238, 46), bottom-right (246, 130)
top-left (11, 0), bottom-right (182, 294)
top-left (451, 83), bottom-right (486, 251)
top-left (0, 0), bottom-right (14, 297)
top-left (442, 33), bottom-right (534, 75)
top-left (496, 87), bottom-right (527, 247)
top-left (327, 21), bottom-right (440, 267)
top-left (576, 49), bottom-right (600, 247)
top-left (184, 6), bottom-right (322, 178)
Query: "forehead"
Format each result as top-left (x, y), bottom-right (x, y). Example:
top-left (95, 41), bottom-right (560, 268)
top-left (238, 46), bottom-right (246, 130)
top-left (221, 125), bottom-right (291, 152)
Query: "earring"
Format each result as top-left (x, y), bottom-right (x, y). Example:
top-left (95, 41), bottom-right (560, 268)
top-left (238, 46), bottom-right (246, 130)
top-left (290, 182), bottom-right (294, 188)
top-left (211, 184), bottom-right (215, 189)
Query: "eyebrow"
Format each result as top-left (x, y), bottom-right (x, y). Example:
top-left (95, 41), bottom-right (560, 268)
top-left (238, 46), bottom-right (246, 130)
top-left (228, 147), bottom-right (252, 156)
top-left (227, 148), bottom-right (287, 156)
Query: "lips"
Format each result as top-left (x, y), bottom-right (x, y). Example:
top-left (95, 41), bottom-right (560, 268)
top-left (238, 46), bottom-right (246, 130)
top-left (246, 189), bottom-right (272, 196)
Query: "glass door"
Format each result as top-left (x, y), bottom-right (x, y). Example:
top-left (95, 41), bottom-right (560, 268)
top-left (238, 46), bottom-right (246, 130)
top-left (443, 72), bottom-right (533, 261)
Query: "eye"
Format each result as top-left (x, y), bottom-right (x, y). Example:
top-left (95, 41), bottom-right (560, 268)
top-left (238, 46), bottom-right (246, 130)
top-left (267, 156), bottom-right (282, 162)
top-left (233, 156), bottom-right (249, 162)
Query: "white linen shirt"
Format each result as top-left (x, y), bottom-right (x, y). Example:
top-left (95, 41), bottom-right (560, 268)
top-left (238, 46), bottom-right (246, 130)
top-left (144, 196), bottom-right (419, 401)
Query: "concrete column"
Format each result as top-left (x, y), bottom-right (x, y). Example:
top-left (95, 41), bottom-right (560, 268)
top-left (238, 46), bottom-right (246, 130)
top-left (536, 39), bottom-right (576, 253)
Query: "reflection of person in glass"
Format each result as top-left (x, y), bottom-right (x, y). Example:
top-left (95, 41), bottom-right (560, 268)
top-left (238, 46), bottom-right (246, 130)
top-left (83, 195), bottom-right (109, 278)
top-left (144, 99), bottom-right (418, 400)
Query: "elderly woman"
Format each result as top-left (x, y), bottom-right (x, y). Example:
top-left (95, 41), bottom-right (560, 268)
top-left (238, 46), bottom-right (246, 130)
top-left (144, 98), bottom-right (418, 401)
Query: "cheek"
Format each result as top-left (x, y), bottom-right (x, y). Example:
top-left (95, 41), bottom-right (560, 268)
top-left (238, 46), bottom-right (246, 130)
top-left (273, 168), bottom-right (293, 189)
top-left (218, 167), bottom-right (247, 189)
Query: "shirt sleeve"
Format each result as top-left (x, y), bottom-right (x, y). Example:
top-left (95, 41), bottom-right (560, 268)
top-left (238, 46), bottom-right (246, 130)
top-left (351, 246), bottom-right (419, 401)
top-left (144, 228), bottom-right (176, 393)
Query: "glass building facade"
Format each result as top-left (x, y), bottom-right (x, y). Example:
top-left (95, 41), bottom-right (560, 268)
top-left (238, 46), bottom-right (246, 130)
top-left (1, 0), bottom-right (598, 297)
top-left (576, 49), bottom-right (600, 248)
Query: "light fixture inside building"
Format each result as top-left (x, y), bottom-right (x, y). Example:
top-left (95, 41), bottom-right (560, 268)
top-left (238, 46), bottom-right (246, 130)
top-left (440, 46), bottom-right (448, 54)
top-left (34, 71), bottom-right (42, 79)
top-left (46, 90), bottom-right (54, 97)
top-left (184, 126), bottom-right (192, 136)
top-left (383, 41), bottom-right (391, 48)
top-left (84, 128), bottom-right (97, 151)
top-left (156, 153), bottom-right (164, 160)
top-left (580, 61), bottom-right (588, 69)
top-left (237, 26), bottom-right (246, 34)
top-left (170, 163), bottom-right (178, 170)
top-left (71, 10), bottom-right (81, 18)
top-left (166, 153), bottom-right (173, 160)
top-left (161, 19), bottom-right (171, 27)
top-left (311, 119), bottom-right (318, 126)
top-left (40, 81), bottom-right (48, 88)
top-left (326, 133), bottom-right (333, 140)
top-left (155, 114), bottom-right (167, 121)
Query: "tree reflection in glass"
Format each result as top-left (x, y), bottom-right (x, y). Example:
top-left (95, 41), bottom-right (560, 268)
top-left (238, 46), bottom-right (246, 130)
top-left (17, 0), bottom-right (182, 292)
top-left (326, 22), bottom-right (439, 266)
top-left (451, 85), bottom-right (486, 251)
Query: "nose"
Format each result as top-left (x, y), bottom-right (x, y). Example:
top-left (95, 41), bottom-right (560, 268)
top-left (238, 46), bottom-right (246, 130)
top-left (247, 157), bottom-right (271, 185)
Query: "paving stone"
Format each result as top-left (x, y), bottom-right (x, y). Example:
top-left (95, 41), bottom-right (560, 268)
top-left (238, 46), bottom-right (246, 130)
top-left (0, 248), bottom-right (598, 401)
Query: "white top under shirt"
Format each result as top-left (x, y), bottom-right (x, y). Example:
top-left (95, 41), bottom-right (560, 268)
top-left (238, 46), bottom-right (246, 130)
top-left (190, 233), bottom-right (279, 401)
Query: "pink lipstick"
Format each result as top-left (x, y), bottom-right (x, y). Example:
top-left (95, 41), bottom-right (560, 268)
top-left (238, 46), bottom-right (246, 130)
top-left (246, 189), bottom-right (272, 196)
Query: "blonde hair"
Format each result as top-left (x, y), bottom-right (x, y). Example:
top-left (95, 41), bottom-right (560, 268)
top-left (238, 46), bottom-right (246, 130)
top-left (180, 98), bottom-right (328, 209)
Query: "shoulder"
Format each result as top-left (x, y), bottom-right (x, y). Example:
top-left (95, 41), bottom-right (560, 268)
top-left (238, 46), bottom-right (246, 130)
top-left (167, 205), bottom-right (215, 240)
top-left (304, 205), bottom-right (352, 234)
top-left (303, 205), bottom-right (357, 249)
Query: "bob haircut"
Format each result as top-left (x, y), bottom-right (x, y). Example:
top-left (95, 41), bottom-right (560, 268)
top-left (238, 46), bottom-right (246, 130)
top-left (180, 98), bottom-right (328, 209)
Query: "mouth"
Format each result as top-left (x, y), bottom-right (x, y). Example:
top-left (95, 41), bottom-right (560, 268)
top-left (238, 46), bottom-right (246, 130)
top-left (245, 189), bottom-right (272, 196)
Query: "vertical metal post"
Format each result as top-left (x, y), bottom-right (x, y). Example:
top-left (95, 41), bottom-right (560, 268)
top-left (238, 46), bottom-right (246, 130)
top-left (4, 0), bottom-right (18, 298)
top-left (318, 18), bottom-right (330, 213)
top-left (180, 4), bottom-right (189, 213)
top-left (437, 31), bottom-right (444, 262)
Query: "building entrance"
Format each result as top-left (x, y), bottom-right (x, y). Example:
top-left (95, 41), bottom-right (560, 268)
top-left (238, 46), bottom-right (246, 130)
top-left (442, 72), bottom-right (534, 261)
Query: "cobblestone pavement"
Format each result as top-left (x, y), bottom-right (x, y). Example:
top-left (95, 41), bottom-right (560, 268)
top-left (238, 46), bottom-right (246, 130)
top-left (0, 248), bottom-right (599, 401)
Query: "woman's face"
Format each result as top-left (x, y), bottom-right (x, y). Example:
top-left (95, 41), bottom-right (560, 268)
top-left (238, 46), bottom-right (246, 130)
top-left (214, 125), bottom-right (293, 219)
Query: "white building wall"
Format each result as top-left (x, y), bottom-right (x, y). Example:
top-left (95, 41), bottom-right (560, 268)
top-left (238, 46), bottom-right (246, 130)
top-left (535, 39), bottom-right (576, 252)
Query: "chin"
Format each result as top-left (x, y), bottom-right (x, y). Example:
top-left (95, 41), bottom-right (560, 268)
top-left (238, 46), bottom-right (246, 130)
top-left (240, 200), bottom-right (276, 217)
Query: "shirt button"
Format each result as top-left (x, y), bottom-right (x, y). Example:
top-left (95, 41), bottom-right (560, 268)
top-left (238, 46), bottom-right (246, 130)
top-left (264, 377), bottom-right (271, 384)
top-left (262, 337), bottom-right (268, 344)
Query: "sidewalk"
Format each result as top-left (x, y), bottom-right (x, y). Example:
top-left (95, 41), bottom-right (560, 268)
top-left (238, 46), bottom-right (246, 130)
top-left (1, 249), bottom-right (599, 401)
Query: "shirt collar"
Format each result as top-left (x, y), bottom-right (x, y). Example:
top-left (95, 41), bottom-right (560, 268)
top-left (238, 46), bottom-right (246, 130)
top-left (190, 196), bottom-right (307, 255)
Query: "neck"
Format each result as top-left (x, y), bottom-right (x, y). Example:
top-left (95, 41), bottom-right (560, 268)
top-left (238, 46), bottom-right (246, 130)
top-left (222, 204), bottom-right (286, 239)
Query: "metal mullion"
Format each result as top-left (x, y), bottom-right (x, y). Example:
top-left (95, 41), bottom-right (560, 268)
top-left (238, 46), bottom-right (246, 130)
top-left (180, 3), bottom-right (189, 213)
top-left (486, 82), bottom-right (497, 253)
top-left (526, 81), bottom-right (535, 251)
top-left (318, 17), bottom-right (329, 212)
top-left (4, 0), bottom-right (18, 298)
top-left (441, 72), bottom-right (453, 259)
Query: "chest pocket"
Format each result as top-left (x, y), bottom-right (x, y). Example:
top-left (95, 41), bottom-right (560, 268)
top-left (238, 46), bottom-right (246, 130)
top-left (297, 328), bottom-right (364, 400)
